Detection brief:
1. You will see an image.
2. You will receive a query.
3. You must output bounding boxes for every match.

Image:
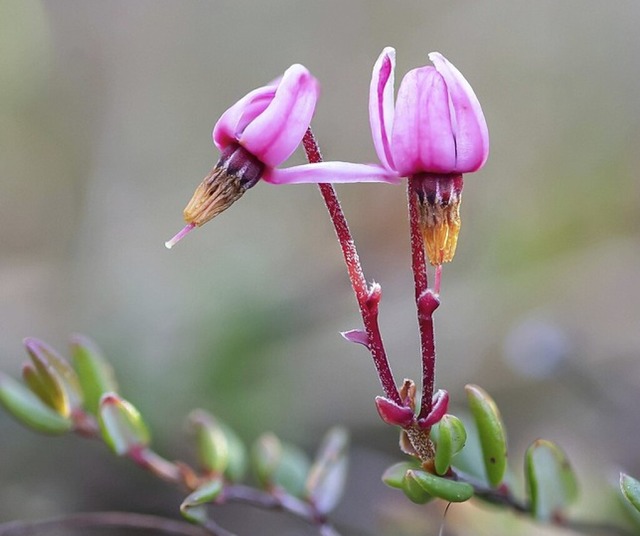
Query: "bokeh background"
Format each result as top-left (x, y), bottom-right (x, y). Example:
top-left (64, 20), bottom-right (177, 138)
top-left (1, 1), bottom-right (639, 535)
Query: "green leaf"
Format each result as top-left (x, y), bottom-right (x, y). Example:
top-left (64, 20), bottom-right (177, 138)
top-left (180, 477), bottom-right (224, 524)
top-left (98, 392), bottom-right (150, 455)
top-left (25, 337), bottom-right (83, 412)
top-left (188, 410), bottom-right (230, 475)
top-left (401, 470), bottom-right (434, 504)
top-left (0, 372), bottom-right (72, 434)
top-left (411, 469), bottom-right (474, 503)
top-left (465, 384), bottom-right (507, 487)
top-left (305, 427), bottom-right (349, 514)
top-left (21, 363), bottom-right (65, 413)
top-left (217, 421), bottom-right (247, 482)
top-left (382, 461), bottom-right (422, 489)
top-left (253, 432), bottom-right (281, 487)
top-left (252, 432), bottom-right (310, 497)
top-left (22, 359), bottom-right (68, 417)
top-left (621, 473), bottom-right (640, 513)
top-left (71, 334), bottom-right (117, 414)
top-left (525, 439), bottom-right (578, 521)
top-left (433, 414), bottom-right (467, 476)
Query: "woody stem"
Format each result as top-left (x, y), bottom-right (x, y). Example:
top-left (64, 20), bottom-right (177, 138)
top-left (302, 128), bottom-right (401, 405)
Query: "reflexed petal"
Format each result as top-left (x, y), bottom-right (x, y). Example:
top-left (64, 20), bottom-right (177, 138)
top-left (240, 64), bottom-right (320, 167)
top-left (213, 86), bottom-right (276, 151)
top-left (391, 67), bottom-right (456, 175)
top-left (264, 162), bottom-right (401, 184)
top-left (429, 52), bottom-right (489, 172)
top-left (369, 47), bottom-right (397, 171)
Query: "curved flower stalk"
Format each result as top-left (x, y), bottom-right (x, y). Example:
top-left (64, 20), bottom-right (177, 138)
top-left (369, 47), bottom-right (489, 265)
top-left (166, 64), bottom-right (397, 249)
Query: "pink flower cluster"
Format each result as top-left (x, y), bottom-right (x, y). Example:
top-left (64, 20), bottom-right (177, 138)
top-left (166, 47), bottom-right (488, 248)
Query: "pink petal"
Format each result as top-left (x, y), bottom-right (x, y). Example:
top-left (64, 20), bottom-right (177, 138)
top-left (213, 85), bottom-right (277, 152)
top-left (369, 47), bottom-right (397, 171)
top-left (391, 67), bottom-right (457, 176)
top-left (240, 64), bottom-right (320, 167)
top-left (263, 162), bottom-right (401, 185)
top-left (429, 52), bottom-right (489, 172)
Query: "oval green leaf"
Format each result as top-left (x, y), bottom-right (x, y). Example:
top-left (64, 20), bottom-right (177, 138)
top-left (25, 337), bottom-right (83, 412)
top-left (525, 439), bottom-right (578, 521)
top-left (0, 372), bottom-right (72, 434)
top-left (188, 410), bottom-right (230, 475)
top-left (22, 363), bottom-right (66, 415)
top-left (217, 420), bottom-right (247, 482)
top-left (382, 461), bottom-right (422, 489)
top-left (465, 384), bottom-right (507, 487)
top-left (402, 470), bottom-right (434, 504)
top-left (180, 477), bottom-right (224, 524)
top-left (433, 414), bottom-right (467, 476)
top-left (98, 392), bottom-right (150, 455)
top-left (71, 334), bottom-right (117, 414)
top-left (621, 473), bottom-right (640, 513)
top-left (411, 469), bottom-right (474, 503)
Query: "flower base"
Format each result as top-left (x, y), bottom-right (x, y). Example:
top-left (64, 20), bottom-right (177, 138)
top-left (183, 144), bottom-right (265, 227)
top-left (413, 173), bottom-right (463, 266)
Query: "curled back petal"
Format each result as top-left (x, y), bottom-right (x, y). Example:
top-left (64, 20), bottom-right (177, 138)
top-left (213, 85), bottom-right (276, 152)
top-left (240, 64), bottom-right (320, 168)
top-left (391, 67), bottom-right (456, 176)
top-left (263, 162), bottom-right (401, 185)
top-left (429, 52), bottom-right (489, 173)
top-left (369, 47), bottom-right (397, 171)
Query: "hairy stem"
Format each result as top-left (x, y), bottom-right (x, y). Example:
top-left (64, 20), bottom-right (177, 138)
top-left (302, 128), bottom-right (401, 405)
top-left (407, 178), bottom-right (439, 419)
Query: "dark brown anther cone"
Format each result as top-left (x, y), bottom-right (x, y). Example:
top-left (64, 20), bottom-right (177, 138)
top-left (183, 144), bottom-right (265, 227)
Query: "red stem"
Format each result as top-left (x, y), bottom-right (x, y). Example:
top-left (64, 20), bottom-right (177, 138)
top-left (302, 129), bottom-right (401, 405)
top-left (407, 178), bottom-right (439, 419)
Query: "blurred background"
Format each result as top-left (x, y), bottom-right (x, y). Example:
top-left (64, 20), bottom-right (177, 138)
top-left (1, 1), bottom-right (639, 534)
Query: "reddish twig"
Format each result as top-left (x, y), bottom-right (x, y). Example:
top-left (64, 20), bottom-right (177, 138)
top-left (407, 178), bottom-right (439, 420)
top-left (302, 129), bottom-right (401, 405)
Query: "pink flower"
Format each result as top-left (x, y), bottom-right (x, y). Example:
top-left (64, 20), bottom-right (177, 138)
top-left (368, 47), bottom-right (489, 265)
top-left (167, 63), bottom-right (397, 248)
top-left (369, 47), bottom-right (489, 178)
